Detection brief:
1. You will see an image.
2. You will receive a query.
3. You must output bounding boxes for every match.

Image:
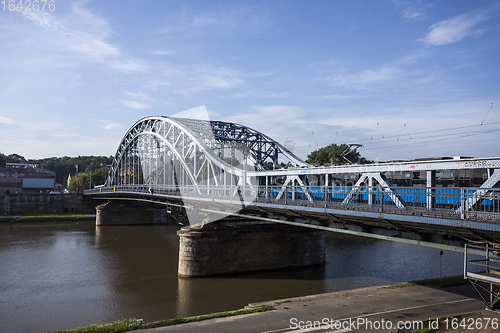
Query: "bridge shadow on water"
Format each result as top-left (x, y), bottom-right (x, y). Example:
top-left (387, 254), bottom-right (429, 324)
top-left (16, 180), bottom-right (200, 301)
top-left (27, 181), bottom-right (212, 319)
top-left (88, 222), bottom-right (468, 322)
top-left (209, 232), bottom-right (466, 283)
top-left (175, 231), bottom-right (468, 318)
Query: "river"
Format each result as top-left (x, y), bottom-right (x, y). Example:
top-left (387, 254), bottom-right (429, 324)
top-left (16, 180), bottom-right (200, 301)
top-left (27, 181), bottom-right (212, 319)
top-left (0, 220), bottom-right (466, 332)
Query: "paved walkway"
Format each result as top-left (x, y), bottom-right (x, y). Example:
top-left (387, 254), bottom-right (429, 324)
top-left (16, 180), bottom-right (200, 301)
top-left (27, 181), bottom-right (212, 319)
top-left (144, 283), bottom-right (499, 333)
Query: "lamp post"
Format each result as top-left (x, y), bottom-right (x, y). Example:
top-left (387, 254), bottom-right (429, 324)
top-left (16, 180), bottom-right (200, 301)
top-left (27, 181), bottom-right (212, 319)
top-left (75, 164), bottom-right (79, 194)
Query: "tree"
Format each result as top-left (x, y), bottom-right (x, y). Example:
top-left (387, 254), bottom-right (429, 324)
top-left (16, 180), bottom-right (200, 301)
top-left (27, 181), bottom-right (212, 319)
top-left (306, 143), bottom-right (372, 166)
top-left (5, 153), bottom-right (28, 163)
top-left (29, 155), bottom-right (113, 185)
top-left (0, 154), bottom-right (5, 167)
top-left (91, 167), bottom-right (109, 186)
top-left (67, 173), bottom-right (90, 191)
top-left (263, 161), bottom-right (287, 170)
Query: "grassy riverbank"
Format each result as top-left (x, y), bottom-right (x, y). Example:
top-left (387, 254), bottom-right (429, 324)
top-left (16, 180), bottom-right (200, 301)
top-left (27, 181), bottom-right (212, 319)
top-left (50, 305), bottom-right (275, 333)
top-left (0, 213), bottom-right (92, 223)
top-left (385, 274), bottom-right (469, 289)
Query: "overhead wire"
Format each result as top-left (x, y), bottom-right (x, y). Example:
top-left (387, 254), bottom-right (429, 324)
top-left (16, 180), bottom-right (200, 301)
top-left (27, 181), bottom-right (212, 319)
top-left (480, 103), bottom-right (500, 125)
top-left (293, 121), bottom-right (500, 153)
top-left (396, 123), bottom-right (412, 141)
top-left (359, 120), bottom-right (500, 143)
top-left (293, 103), bottom-right (500, 154)
top-left (361, 128), bottom-right (500, 151)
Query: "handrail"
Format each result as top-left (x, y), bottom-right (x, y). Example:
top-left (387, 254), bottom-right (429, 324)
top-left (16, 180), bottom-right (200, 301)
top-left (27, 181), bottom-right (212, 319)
top-left (85, 184), bottom-right (500, 222)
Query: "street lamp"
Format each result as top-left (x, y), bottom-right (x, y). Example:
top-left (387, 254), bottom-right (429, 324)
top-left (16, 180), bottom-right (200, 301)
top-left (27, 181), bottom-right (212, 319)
top-left (75, 164), bottom-right (79, 194)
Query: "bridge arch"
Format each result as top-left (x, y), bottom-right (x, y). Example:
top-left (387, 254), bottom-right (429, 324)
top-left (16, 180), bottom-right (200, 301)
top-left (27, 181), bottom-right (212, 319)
top-left (106, 116), bottom-right (309, 192)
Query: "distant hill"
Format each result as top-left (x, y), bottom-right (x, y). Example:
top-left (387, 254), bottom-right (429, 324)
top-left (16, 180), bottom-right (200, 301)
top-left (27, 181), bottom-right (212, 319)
top-left (0, 153), bottom-right (113, 185)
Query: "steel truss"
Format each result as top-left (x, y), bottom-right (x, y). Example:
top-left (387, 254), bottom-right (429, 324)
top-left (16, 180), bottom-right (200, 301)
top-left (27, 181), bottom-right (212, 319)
top-left (104, 116), bottom-right (500, 215)
top-left (106, 116), bottom-right (308, 193)
top-left (251, 159), bottom-right (500, 214)
top-left (171, 117), bottom-right (309, 170)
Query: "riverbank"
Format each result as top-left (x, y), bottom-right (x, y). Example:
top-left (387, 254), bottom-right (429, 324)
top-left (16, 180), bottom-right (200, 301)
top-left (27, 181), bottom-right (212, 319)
top-left (50, 276), bottom-right (499, 333)
top-left (145, 282), bottom-right (497, 333)
top-left (0, 213), bottom-right (95, 223)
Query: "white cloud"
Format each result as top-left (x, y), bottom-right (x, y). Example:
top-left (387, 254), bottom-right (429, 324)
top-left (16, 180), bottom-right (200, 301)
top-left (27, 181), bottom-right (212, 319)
top-left (4, 3), bottom-right (146, 77)
top-left (0, 116), bottom-right (15, 124)
top-left (396, 48), bottom-right (429, 65)
top-left (328, 65), bottom-right (402, 88)
top-left (232, 91), bottom-right (288, 98)
top-left (102, 123), bottom-right (123, 131)
top-left (225, 105), bottom-right (305, 133)
top-left (109, 59), bottom-right (149, 73)
top-left (158, 6), bottom-right (270, 36)
top-left (152, 50), bottom-right (178, 56)
top-left (392, 0), bottom-right (432, 22)
top-left (402, 7), bottom-right (427, 22)
top-left (192, 16), bottom-right (219, 28)
top-left (255, 105), bottom-right (304, 118)
top-left (125, 91), bottom-right (153, 100)
top-left (120, 100), bottom-right (148, 110)
top-left (419, 12), bottom-right (485, 46)
top-left (169, 65), bottom-right (244, 94)
top-left (21, 9), bottom-right (119, 62)
top-left (200, 76), bottom-right (243, 89)
top-left (98, 120), bottom-right (123, 131)
top-left (321, 94), bottom-right (355, 100)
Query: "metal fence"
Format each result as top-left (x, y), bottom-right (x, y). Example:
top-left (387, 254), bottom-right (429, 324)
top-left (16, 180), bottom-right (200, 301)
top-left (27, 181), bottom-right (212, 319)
top-left (464, 242), bottom-right (500, 311)
top-left (86, 184), bottom-right (500, 222)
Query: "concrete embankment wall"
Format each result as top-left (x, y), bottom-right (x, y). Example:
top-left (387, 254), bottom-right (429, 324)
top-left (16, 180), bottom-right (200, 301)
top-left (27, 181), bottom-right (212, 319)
top-left (1, 193), bottom-right (93, 215)
top-left (96, 201), bottom-right (174, 225)
top-left (178, 224), bottom-right (325, 277)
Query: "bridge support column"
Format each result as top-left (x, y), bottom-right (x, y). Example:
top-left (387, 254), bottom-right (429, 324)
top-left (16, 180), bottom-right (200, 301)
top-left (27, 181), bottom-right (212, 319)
top-left (96, 201), bottom-right (169, 225)
top-left (368, 177), bottom-right (374, 206)
top-left (178, 223), bottom-right (325, 277)
top-left (427, 170), bottom-right (436, 209)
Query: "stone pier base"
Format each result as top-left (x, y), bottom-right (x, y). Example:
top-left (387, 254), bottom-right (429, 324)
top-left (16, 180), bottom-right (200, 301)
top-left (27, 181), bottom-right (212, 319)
top-left (96, 201), bottom-right (168, 225)
top-left (178, 223), bottom-right (325, 277)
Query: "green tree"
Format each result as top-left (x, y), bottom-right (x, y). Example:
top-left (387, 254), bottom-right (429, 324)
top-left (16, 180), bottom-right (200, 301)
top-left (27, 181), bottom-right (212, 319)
top-left (0, 154), bottom-right (5, 167)
top-left (306, 143), bottom-right (372, 166)
top-left (263, 161), bottom-right (287, 170)
top-left (29, 155), bottom-right (113, 185)
top-left (5, 153), bottom-right (28, 163)
top-left (68, 173), bottom-right (90, 191)
top-left (91, 167), bottom-right (109, 186)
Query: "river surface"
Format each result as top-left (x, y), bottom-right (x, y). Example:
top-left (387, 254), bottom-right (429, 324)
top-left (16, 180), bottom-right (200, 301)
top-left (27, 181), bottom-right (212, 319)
top-left (0, 220), bottom-right (466, 332)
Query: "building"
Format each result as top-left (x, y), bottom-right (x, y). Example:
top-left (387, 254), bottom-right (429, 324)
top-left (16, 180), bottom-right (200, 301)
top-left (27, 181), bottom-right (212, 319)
top-left (0, 163), bottom-right (56, 194)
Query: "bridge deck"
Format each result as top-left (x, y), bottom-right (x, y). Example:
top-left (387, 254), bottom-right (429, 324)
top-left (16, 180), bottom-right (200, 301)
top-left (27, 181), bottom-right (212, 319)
top-left (86, 184), bottom-right (500, 245)
top-left (87, 184), bottom-right (500, 222)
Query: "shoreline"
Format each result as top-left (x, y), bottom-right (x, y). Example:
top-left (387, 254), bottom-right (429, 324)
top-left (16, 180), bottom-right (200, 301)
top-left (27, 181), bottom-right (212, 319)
top-left (50, 276), bottom-right (495, 333)
top-left (0, 214), bottom-right (96, 223)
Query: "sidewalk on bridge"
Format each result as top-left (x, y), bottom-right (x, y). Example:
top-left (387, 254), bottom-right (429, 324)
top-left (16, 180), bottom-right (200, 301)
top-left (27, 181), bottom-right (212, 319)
top-left (144, 282), bottom-right (500, 333)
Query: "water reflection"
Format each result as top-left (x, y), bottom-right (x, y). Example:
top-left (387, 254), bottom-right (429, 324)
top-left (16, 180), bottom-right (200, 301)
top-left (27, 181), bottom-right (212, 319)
top-left (93, 225), bottom-right (180, 322)
top-left (0, 221), bottom-right (465, 333)
top-left (176, 265), bottom-right (327, 318)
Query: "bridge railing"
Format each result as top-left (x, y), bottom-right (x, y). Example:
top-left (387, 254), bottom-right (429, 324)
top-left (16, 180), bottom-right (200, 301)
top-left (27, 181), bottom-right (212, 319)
top-left (85, 184), bottom-right (500, 222)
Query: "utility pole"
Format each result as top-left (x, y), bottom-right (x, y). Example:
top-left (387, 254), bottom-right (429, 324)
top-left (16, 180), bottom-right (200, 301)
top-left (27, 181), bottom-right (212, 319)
top-left (75, 165), bottom-right (79, 194)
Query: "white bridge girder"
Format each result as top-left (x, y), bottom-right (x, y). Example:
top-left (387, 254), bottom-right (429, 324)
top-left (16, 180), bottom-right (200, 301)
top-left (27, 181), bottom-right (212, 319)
top-left (104, 116), bottom-right (500, 219)
top-left (341, 172), bottom-right (405, 208)
top-left (461, 169), bottom-right (500, 212)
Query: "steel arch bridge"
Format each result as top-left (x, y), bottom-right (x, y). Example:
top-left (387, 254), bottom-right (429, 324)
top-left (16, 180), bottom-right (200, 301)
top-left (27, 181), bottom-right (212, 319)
top-left (105, 116), bottom-right (308, 192)
top-left (88, 115), bottom-right (500, 249)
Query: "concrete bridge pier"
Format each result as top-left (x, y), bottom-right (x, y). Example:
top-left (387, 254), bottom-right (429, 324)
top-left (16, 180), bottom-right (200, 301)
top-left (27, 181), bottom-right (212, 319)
top-left (96, 201), bottom-right (169, 225)
top-left (177, 223), bottom-right (325, 277)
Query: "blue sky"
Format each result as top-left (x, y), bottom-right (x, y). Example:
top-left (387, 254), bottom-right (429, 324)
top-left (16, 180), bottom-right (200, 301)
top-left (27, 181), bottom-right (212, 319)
top-left (0, 0), bottom-right (499, 162)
